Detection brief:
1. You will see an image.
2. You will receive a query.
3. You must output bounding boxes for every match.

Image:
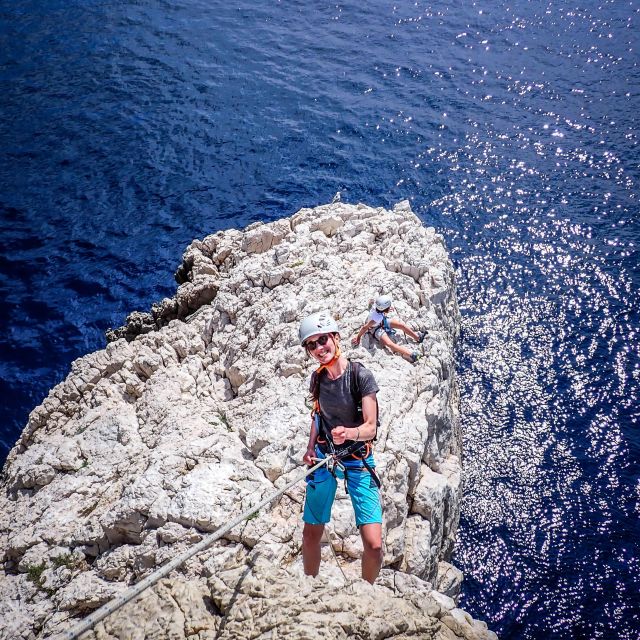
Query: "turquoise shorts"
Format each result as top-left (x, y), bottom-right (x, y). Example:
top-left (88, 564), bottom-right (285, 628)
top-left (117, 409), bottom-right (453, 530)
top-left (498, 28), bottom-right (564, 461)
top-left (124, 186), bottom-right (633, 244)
top-left (303, 462), bottom-right (382, 527)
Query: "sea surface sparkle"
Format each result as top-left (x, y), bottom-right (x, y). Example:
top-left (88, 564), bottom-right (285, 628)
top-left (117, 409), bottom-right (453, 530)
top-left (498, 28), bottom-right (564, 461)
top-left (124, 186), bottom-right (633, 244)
top-left (1, 1), bottom-right (638, 638)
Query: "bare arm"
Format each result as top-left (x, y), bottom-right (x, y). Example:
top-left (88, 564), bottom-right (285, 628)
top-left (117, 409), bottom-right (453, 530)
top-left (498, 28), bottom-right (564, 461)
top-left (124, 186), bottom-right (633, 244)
top-left (303, 417), bottom-right (319, 465)
top-left (352, 320), bottom-right (376, 345)
top-left (357, 394), bottom-right (378, 440)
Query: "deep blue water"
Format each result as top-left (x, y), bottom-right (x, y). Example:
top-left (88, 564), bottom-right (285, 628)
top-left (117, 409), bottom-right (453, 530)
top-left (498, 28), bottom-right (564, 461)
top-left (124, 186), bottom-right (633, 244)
top-left (1, 1), bottom-right (638, 637)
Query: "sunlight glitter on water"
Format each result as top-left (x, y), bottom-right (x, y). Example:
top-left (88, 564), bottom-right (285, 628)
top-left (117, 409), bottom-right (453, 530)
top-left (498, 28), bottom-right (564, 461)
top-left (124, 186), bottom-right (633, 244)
top-left (1, 1), bottom-right (638, 637)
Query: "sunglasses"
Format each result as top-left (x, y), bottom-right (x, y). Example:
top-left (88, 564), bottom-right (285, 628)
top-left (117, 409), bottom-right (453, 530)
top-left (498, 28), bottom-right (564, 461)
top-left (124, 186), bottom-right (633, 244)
top-left (304, 334), bottom-right (331, 351)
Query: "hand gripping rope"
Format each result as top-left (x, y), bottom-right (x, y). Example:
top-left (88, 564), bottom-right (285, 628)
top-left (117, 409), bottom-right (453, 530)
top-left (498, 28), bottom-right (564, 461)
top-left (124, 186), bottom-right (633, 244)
top-left (60, 456), bottom-right (331, 640)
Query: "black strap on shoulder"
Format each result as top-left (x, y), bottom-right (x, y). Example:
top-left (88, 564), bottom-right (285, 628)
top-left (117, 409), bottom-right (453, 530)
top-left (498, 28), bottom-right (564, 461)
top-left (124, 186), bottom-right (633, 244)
top-left (349, 360), bottom-right (360, 405)
top-left (349, 360), bottom-right (379, 437)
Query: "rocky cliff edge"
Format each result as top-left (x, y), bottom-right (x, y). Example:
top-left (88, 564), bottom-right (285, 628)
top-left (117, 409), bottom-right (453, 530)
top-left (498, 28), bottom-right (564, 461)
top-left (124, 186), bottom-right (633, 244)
top-left (0, 201), bottom-right (496, 640)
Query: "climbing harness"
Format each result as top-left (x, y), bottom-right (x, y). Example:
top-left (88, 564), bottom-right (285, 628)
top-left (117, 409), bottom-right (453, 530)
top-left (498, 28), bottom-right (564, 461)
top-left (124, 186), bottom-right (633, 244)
top-left (61, 456), bottom-right (332, 640)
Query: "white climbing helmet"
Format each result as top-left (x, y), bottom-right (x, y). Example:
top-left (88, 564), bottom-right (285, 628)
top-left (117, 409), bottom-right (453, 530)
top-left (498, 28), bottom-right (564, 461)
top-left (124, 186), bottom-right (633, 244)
top-left (375, 294), bottom-right (393, 312)
top-left (298, 310), bottom-right (340, 345)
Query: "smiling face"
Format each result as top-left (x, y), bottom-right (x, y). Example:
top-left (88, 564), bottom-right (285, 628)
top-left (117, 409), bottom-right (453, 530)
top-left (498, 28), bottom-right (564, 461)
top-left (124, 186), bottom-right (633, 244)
top-left (304, 332), bottom-right (338, 365)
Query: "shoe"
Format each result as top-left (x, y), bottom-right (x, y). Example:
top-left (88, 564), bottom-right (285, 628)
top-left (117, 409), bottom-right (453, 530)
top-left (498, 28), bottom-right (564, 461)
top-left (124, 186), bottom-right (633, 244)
top-left (410, 351), bottom-right (421, 363)
top-left (417, 331), bottom-right (427, 343)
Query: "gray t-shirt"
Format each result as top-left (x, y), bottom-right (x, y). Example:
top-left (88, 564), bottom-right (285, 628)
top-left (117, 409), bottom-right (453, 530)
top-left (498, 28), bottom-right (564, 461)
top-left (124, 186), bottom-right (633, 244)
top-left (314, 361), bottom-right (379, 429)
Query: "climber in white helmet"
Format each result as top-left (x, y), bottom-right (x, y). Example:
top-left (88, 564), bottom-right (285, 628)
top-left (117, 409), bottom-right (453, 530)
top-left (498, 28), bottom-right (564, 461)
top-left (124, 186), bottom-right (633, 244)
top-left (352, 294), bottom-right (426, 363)
top-left (298, 310), bottom-right (383, 584)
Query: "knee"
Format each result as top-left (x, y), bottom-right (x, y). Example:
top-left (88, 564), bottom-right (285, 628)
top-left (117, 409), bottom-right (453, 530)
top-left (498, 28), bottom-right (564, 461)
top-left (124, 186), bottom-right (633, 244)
top-left (362, 536), bottom-right (383, 555)
top-left (303, 525), bottom-right (323, 547)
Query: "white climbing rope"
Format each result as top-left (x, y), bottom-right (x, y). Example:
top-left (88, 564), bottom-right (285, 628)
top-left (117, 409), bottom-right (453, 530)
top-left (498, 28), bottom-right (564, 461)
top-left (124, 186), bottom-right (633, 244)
top-left (60, 457), bottom-right (330, 640)
top-left (322, 526), bottom-right (351, 587)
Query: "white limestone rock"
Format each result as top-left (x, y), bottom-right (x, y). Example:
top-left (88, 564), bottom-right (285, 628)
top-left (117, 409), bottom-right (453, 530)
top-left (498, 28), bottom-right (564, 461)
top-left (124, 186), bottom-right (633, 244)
top-left (436, 561), bottom-right (465, 600)
top-left (0, 201), bottom-right (496, 639)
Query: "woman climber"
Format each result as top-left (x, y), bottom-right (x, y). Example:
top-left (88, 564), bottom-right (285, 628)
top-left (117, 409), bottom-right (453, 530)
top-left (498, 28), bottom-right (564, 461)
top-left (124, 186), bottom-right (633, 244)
top-left (299, 310), bottom-right (383, 584)
top-left (351, 294), bottom-right (426, 363)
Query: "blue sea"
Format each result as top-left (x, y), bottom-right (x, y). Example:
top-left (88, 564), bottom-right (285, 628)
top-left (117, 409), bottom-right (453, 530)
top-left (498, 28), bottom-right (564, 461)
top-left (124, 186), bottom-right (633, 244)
top-left (1, 1), bottom-right (638, 637)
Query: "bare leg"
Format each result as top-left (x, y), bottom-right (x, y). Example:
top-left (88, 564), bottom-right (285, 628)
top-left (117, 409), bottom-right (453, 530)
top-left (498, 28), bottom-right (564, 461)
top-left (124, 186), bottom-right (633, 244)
top-left (378, 332), bottom-right (413, 359)
top-left (302, 523), bottom-right (325, 577)
top-left (388, 318), bottom-right (420, 342)
top-left (360, 523), bottom-right (383, 584)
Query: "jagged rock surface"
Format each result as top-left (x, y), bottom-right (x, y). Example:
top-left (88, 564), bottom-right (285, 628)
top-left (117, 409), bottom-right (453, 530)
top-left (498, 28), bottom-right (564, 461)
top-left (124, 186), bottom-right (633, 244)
top-left (0, 202), bottom-right (496, 639)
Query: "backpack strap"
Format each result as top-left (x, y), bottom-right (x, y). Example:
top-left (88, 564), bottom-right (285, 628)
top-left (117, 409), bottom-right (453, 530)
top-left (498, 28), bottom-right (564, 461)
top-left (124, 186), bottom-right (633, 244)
top-left (349, 360), bottom-right (379, 437)
top-left (349, 360), bottom-right (361, 408)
